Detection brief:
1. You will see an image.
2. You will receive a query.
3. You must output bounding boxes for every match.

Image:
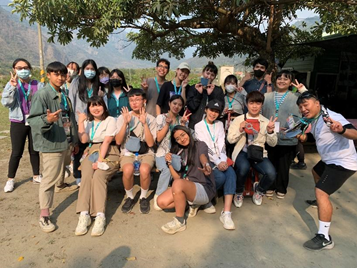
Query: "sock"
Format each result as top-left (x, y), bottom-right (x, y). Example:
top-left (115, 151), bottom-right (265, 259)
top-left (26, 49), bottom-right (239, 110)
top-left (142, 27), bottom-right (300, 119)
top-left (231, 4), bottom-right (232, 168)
top-left (223, 211), bottom-right (231, 215)
top-left (40, 208), bottom-right (50, 218)
top-left (140, 188), bottom-right (148, 199)
top-left (318, 220), bottom-right (331, 240)
top-left (175, 216), bottom-right (185, 224)
top-left (96, 212), bottom-right (105, 218)
top-left (125, 188), bottom-right (134, 199)
top-left (8, 178), bottom-right (14, 181)
top-left (80, 211), bottom-right (89, 216)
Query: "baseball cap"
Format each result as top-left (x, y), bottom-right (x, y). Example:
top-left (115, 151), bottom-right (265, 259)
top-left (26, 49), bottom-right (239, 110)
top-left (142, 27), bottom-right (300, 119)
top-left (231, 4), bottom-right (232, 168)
top-left (177, 62), bottom-right (191, 72)
top-left (206, 100), bottom-right (223, 112)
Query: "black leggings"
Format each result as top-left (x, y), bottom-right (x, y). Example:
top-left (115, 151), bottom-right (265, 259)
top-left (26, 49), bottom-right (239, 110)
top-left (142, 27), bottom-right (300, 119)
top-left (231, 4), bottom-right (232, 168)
top-left (8, 121), bottom-right (40, 178)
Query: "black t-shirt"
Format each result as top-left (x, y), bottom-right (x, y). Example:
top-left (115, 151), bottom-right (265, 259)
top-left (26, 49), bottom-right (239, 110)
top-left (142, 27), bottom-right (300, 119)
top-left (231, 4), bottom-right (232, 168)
top-left (182, 141), bottom-right (216, 200)
top-left (156, 81), bottom-right (189, 115)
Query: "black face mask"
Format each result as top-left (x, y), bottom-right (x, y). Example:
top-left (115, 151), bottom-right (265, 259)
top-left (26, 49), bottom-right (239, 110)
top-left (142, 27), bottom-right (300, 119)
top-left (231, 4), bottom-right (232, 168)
top-left (254, 70), bottom-right (265, 78)
top-left (110, 79), bottom-right (122, 88)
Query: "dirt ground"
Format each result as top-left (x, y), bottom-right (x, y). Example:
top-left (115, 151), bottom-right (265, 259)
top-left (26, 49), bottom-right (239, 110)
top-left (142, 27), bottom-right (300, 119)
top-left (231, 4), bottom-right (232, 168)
top-left (0, 140), bottom-right (357, 268)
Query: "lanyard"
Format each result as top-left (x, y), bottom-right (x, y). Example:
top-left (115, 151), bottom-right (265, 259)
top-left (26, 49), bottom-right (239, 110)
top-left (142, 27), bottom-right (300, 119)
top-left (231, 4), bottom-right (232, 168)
top-left (154, 77), bottom-right (161, 93)
top-left (18, 79), bottom-right (32, 102)
top-left (226, 94), bottom-right (235, 109)
top-left (173, 80), bottom-right (182, 95)
top-left (274, 91), bottom-right (289, 117)
top-left (182, 165), bottom-right (189, 180)
top-left (49, 84), bottom-right (68, 111)
top-left (63, 83), bottom-right (69, 95)
top-left (89, 121), bottom-right (102, 147)
top-left (87, 87), bottom-right (93, 98)
top-left (298, 111), bottom-right (322, 135)
top-left (204, 119), bottom-right (215, 143)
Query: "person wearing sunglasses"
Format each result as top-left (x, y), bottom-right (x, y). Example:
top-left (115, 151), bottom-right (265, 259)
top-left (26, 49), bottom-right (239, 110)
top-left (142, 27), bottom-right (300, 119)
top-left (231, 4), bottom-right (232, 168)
top-left (296, 92), bottom-right (357, 251)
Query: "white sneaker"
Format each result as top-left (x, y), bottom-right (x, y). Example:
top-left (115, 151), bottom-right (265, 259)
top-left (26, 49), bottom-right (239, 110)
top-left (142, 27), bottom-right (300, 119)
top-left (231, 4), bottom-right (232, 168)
top-left (153, 194), bottom-right (162, 211)
top-left (203, 203), bottom-right (216, 214)
top-left (233, 194), bottom-right (244, 208)
top-left (64, 167), bottom-right (71, 179)
top-left (161, 217), bottom-right (186, 234)
top-left (4, 179), bottom-right (15, 193)
top-left (188, 205), bottom-right (199, 218)
top-left (91, 216), bottom-right (106, 237)
top-left (220, 211), bottom-right (235, 230)
top-left (33, 175), bottom-right (42, 184)
top-left (75, 214), bottom-right (91, 236)
top-left (39, 216), bottom-right (56, 233)
top-left (252, 182), bottom-right (263, 206)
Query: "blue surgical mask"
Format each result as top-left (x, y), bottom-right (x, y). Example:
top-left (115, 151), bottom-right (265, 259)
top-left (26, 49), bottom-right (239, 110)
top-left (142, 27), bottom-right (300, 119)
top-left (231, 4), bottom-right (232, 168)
top-left (84, 70), bottom-right (96, 79)
top-left (100, 76), bottom-right (109, 84)
top-left (16, 69), bottom-right (31, 79)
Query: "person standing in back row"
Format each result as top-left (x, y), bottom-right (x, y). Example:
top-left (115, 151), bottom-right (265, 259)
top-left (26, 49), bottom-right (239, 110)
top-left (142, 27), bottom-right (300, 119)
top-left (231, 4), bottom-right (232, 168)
top-left (141, 58), bottom-right (170, 117)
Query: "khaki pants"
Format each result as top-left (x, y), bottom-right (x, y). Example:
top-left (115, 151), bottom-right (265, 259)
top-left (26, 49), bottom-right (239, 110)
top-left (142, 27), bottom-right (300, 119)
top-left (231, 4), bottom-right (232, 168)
top-left (55, 144), bottom-right (73, 187)
top-left (76, 144), bottom-right (120, 216)
top-left (39, 151), bottom-right (66, 209)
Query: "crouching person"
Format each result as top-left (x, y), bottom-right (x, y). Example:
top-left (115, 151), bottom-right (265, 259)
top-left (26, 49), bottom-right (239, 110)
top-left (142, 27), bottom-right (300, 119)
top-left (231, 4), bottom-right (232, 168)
top-left (75, 96), bottom-right (119, 237)
top-left (157, 126), bottom-right (216, 234)
top-left (28, 62), bottom-right (78, 233)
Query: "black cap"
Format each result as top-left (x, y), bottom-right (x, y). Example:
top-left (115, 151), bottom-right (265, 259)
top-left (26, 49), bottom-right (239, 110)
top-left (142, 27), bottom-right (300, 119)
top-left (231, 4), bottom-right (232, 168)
top-left (206, 99), bottom-right (223, 112)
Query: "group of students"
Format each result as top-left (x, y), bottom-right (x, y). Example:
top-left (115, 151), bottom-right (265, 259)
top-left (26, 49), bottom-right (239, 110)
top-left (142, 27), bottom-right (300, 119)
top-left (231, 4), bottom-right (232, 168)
top-left (2, 57), bottom-right (357, 252)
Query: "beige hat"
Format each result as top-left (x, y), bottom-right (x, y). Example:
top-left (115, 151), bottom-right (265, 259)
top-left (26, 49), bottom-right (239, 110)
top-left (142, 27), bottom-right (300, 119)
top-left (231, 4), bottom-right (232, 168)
top-left (177, 62), bottom-right (191, 72)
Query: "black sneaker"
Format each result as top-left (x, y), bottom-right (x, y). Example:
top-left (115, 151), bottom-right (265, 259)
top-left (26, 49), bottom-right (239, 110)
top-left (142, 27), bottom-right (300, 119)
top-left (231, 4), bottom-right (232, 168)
top-left (303, 234), bottom-right (334, 251)
top-left (121, 197), bottom-right (135, 213)
top-left (291, 162), bottom-right (307, 170)
top-left (139, 198), bottom-right (150, 214)
top-left (306, 199), bottom-right (318, 208)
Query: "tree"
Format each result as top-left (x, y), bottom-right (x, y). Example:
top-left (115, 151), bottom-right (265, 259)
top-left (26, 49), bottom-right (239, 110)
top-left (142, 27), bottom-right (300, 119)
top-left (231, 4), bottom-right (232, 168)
top-left (9, 0), bottom-right (357, 68)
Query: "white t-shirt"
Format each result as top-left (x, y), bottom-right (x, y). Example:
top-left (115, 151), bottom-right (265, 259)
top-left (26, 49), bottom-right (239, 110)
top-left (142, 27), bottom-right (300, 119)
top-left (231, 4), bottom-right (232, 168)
top-left (311, 108), bottom-right (357, 171)
top-left (84, 116), bottom-right (117, 143)
top-left (156, 114), bottom-right (182, 157)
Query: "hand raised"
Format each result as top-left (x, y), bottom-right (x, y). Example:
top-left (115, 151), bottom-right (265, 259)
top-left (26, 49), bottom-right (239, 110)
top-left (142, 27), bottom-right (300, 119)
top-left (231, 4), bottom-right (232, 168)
top-left (206, 84), bottom-right (215, 95)
top-left (77, 111), bottom-right (87, 124)
top-left (195, 83), bottom-right (203, 94)
top-left (47, 109), bottom-right (62, 123)
top-left (267, 116), bottom-right (278, 133)
top-left (139, 107), bottom-right (147, 124)
top-left (180, 110), bottom-right (191, 126)
top-left (9, 71), bottom-right (18, 87)
top-left (291, 79), bottom-right (307, 93)
top-left (121, 107), bottom-right (132, 124)
top-left (327, 117), bottom-right (344, 133)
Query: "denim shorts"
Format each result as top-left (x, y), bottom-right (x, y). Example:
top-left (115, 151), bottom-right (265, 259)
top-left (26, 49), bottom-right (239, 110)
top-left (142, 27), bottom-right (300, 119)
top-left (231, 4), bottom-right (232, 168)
top-left (188, 183), bottom-right (209, 205)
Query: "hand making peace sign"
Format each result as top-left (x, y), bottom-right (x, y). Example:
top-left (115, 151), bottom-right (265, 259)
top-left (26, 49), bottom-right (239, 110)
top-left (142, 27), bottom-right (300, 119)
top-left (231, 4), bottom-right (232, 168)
top-left (267, 116), bottom-right (278, 134)
top-left (9, 71), bottom-right (18, 87)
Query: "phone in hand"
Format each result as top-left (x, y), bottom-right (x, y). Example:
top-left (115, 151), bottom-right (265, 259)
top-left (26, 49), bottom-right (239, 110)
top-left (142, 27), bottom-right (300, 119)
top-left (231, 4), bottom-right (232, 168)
top-left (200, 77), bottom-right (209, 86)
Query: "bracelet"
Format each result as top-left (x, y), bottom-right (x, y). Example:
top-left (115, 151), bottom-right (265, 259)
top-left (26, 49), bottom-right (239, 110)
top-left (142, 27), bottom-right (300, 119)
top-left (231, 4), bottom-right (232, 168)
top-left (338, 126), bottom-right (346, 135)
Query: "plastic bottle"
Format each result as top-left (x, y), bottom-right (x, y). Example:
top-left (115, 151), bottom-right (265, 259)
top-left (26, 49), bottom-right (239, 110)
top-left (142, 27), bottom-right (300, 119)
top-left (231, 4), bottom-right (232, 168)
top-left (133, 153), bottom-right (140, 176)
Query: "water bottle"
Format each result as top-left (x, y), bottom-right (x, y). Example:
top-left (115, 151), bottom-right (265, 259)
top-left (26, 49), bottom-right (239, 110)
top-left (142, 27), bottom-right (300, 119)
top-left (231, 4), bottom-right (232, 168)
top-left (133, 153), bottom-right (140, 176)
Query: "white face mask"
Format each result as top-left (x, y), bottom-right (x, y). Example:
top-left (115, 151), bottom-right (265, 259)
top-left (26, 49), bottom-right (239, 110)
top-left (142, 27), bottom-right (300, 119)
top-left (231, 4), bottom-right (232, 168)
top-left (225, 84), bottom-right (236, 93)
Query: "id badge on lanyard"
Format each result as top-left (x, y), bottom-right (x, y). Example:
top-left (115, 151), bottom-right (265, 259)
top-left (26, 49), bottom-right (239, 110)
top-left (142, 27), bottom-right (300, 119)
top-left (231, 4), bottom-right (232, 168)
top-left (62, 115), bottom-right (71, 136)
top-left (25, 114), bottom-right (30, 126)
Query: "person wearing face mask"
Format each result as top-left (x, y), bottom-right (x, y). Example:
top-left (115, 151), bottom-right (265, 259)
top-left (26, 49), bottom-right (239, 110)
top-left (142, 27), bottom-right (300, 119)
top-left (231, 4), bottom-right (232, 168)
top-left (186, 61), bottom-right (225, 129)
top-left (156, 62), bottom-right (190, 115)
top-left (239, 58), bottom-right (273, 94)
top-left (63, 62), bottom-right (80, 96)
top-left (104, 69), bottom-right (131, 118)
top-left (69, 59), bottom-right (100, 187)
top-left (98, 67), bottom-right (110, 95)
top-left (2, 58), bottom-right (44, 193)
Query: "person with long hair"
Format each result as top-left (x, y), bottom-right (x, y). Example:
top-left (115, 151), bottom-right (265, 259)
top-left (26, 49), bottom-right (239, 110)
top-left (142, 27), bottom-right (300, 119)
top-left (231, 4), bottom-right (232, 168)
top-left (69, 59), bottom-right (100, 187)
top-left (75, 96), bottom-right (119, 237)
top-left (104, 69), bottom-right (131, 118)
top-left (157, 126), bottom-right (216, 234)
top-left (195, 100), bottom-right (236, 230)
top-left (98, 66), bottom-right (110, 95)
top-left (186, 61), bottom-right (224, 129)
top-left (2, 58), bottom-right (43, 193)
top-left (154, 95), bottom-right (190, 210)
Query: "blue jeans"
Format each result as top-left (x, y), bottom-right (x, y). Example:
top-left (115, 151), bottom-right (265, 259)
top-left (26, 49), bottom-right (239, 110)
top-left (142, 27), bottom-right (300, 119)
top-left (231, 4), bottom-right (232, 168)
top-left (234, 151), bottom-right (276, 194)
top-left (155, 156), bottom-right (172, 196)
top-left (213, 166), bottom-right (236, 196)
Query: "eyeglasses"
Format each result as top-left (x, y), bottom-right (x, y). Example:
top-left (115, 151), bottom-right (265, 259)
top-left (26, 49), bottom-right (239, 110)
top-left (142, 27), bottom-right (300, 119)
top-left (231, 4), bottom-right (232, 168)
top-left (174, 132), bottom-right (187, 142)
top-left (157, 65), bottom-right (169, 70)
top-left (15, 66), bottom-right (30, 70)
top-left (129, 98), bottom-right (143, 103)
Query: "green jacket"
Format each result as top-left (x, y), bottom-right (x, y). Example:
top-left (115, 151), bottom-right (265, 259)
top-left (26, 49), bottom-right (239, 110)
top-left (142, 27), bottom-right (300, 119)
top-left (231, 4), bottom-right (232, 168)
top-left (28, 84), bottom-right (78, 153)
